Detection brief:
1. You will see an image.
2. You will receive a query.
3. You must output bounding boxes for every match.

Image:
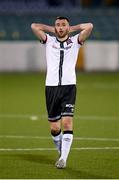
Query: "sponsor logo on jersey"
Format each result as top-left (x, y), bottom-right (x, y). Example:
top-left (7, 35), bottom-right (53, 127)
top-left (65, 104), bottom-right (74, 112)
top-left (66, 38), bottom-right (73, 45)
top-left (65, 104), bottom-right (74, 108)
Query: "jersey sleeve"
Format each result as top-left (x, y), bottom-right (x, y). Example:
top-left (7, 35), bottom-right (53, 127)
top-left (39, 34), bottom-right (53, 44)
top-left (73, 34), bottom-right (84, 46)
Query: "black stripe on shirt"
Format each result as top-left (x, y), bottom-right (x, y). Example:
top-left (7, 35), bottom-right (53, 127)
top-left (58, 42), bottom-right (64, 86)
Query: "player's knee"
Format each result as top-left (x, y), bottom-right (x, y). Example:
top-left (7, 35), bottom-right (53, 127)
top-left (50, 121), bottom-right (61, 136)
top-left (51, 129), bottom-right (61, 136)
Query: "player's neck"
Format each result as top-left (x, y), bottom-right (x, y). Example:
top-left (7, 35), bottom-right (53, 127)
top-left (57, 35), bottom-right (69, 42)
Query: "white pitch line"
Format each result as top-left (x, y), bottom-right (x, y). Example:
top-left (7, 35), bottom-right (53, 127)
top-left (0, 114), bottom-right (119, 121)
top-left (0, 114), bottom-right (32, 118)
top-left (76, 115), bottom-right (119, 121)
top-left (73, 147), bottom-right (119, 150)
top-left (0, 135), bottom-right (51, 139)
top-left (79, 83), bottom-right (119, 89)
top-left (0, 135), bottom-right (119, 142)
top-left (0, 114), bottom-right (39, 120)
top-left (75, 137), bottom-right (119, 142)
top-left (0, 148), bottom-right (56, 151)
top-left (0, 147), bottom-right (119, 152)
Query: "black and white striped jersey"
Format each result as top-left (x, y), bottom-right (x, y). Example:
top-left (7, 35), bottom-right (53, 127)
top-left (43, 34), bottom-right (82, 86)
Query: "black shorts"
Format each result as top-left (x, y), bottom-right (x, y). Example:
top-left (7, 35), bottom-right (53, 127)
top-left (45, 85), bottom-right (76, 122)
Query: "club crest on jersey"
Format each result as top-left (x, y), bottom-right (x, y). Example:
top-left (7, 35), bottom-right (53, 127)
top-left (66, 38), bottom-right (73, 45)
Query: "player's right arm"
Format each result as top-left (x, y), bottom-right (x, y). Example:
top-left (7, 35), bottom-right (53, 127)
top-left (31, 23), bottom-right (55, 42)
top-left (70, 23), bottom-right (93, 44)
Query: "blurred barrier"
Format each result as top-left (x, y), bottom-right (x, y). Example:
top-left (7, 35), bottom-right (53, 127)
top-left (76, 46), bottom-right (84, 70)
top-left (0, 41), bottom-right (119, 72)
top-left (84, 41), bottom-right (119, 71)
top-left (0, 41), bottom-right (46, 72)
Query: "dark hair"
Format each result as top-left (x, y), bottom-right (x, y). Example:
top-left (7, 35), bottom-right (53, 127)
top-left (56, 16), bottom-right (69, 23)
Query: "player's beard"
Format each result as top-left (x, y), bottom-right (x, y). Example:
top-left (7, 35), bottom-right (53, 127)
top-left (55, 28), bottom-right (69, 38)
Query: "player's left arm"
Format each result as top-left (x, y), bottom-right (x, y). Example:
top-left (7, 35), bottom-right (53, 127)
top-left (70, 23), bottom-right (93, 44)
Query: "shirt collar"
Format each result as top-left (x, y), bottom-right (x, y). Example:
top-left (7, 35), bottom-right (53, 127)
top-left (56, 36), bottom-right (69, 43)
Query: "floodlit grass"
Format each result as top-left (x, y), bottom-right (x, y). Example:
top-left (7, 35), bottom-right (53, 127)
top-left (0, 72), bottom-right (119, 179)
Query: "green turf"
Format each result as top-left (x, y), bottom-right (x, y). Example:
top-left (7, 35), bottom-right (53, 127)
top-left (0, 72), bottom-right (119, 179)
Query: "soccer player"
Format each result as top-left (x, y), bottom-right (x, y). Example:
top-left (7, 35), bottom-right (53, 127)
top-left (31, 17), bottom-right (93, 168)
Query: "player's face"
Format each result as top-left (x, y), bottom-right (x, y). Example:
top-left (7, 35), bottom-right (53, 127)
top-left (55, 19), bottom-right (70, 38)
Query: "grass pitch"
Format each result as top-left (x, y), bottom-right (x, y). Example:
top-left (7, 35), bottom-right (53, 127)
top-left (0, 72), bottom-right (119, 179)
